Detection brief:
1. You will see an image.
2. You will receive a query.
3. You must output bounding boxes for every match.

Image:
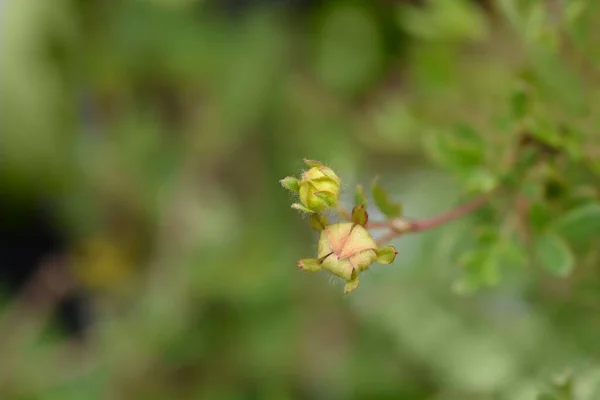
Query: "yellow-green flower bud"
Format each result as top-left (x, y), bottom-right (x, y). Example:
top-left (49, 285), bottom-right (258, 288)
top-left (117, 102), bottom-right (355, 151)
top-left (318, 223), bottom-right (377, 281)
top-left (298, 165), bottom-right (341, 212)
top-left (297, 222), bottom-right (398, 294)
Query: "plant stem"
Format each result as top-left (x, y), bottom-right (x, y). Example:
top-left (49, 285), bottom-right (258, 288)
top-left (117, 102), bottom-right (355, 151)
top-left (365, 221), bottom-right (390, 229)
top-left (408, 195), bottom-right (490, 232)
top-left (374, 195), bottom-right (491, 245)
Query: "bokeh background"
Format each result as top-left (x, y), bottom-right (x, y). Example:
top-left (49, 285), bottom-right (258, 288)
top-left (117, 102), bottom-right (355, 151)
top-left (1, 0), bottom-right (600, 399)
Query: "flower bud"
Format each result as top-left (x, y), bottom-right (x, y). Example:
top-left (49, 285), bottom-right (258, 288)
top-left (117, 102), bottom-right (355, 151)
top-left (298, 165), bottom-right (341, 212)
top-left (297, 222), bottom-right (397, 295)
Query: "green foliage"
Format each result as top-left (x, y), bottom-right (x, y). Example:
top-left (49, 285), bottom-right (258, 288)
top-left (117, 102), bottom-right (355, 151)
top-left (371, 177), bottom-right (403, 218)
top-left (534, 233), bottom-right (575, 277)
top-left (2, 0), bottom-right (600, 399)
top-left (553, 202), bottom-right (600, 244)
top-left (354, 184), bottom-right (368, 208)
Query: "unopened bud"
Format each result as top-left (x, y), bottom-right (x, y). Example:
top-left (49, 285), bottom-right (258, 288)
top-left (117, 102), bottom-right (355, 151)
top-left (313, 222), bottom-right (383, 294)
top-left (280, 160), bottom-right (341, 213)
top-left (298, 166), bottom-right (341, 212)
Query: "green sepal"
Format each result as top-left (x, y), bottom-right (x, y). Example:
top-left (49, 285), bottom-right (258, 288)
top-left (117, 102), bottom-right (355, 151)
top-left (344, 269), bottom-right (359, 295)
top-left (351, 205), bottom-right (368, 226)
top-left (355, 184), bottom-right (367, 208)
top-left (309, 213), bottom-right (329, 232)
top-left (303, 158), bottom-right (324, 168)
top-left (375, 246), bottom-right (398, 264)
top-left (291, 203), bottom-right (314, 213)
top-left (280, 176), bottom-right (300, 192)
top-left (318, 167), bottom-right (340, 183)
top-left (372, 177), bottom-right (402, 218)
top-left (298, 258), bottom-right (322, 272)
top-left (313, 191), bottom-right (337, 207)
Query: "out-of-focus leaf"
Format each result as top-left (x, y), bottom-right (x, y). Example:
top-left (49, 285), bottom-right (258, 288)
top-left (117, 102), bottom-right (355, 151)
top-left (354, 184), bottom-right (367, 208)
top-left (529, 202), bottom-right (552, 232)
top-left (312, 3), bottom-right (383, 96)
top-left (371, 177), bottom-right (402, 218)
top-left (510, 88), bottom-right (528, 120)
top-left (398, 0), bottom-right (487, 42)
top-left (553, 202), bottom-right (600, 243)
top-left (534, 232), bottom-right (575, 277)
top-left (425, 124), bottom-right (486, 172)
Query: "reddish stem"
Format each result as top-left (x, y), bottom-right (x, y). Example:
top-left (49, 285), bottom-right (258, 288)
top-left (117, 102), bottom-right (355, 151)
top-left (374, 195), bottom-right (491, 245)
top-left (407, 195), bottom-right (490, 232)
top-left (365, 221), bottom-right (390, 229)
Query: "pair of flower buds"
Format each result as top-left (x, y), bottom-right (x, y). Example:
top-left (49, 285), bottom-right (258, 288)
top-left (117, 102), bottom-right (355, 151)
top-left (281, 160), bottom-right (397, 295)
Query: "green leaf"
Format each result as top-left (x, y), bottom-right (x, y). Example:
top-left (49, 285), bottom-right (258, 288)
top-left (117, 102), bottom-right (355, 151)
top-left (534, 233), bottom-right (575, 277)
top-left (371, 177), bottom-right (402, 218)
top-left (553, 202), bottom-right (600, 243)
top-left (354, 184), bottom-right (367, 207)
top-left (425, 124), bottom-right (485, 172)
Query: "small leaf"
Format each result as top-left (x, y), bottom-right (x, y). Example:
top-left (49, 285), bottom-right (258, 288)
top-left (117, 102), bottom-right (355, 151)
top-left (371, 177), bottom-right (402, 218)
top-left (280, 176), bottom-right (300, 192)
top-left (553, 202), bottom-right (600, 243)
top-left (351, 205), bottom-right (368, 226)
top-left (314, 191), bottom-right (337, 207)
top-left (309, 213), bottom-right (329, 232)
top-left (375, 246), bottom-right (397, 264)
top-left (303, 158), bottom-right (324, 168)
top-left (534, 233), bottom-right (575, 277)
top-left (355, 184), bottom-right (367, 207)
top-left (291, 203), bottom-right (314, 214)
top-left (298, 258), bottom-right (322, 272)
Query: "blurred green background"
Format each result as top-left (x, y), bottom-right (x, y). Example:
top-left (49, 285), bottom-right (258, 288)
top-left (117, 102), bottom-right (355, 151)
top-left (1, 0), bottom-right (600, 399)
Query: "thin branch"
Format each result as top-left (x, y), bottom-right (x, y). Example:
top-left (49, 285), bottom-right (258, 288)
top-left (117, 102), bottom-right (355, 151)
top-left (374, 194), bottom-right (492, 245)
top-left (407, 195), bottom-right (490, 232)
top-left (365, 220), bottom-right (391, 229)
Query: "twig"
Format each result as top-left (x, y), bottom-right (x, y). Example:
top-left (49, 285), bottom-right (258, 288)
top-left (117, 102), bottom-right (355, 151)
top-left (407, 195), bottom-right (490, 232)
top-left (374, 195), bottom-right (492, 245)
top-left (365, 221), bottom-right (390, 229)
